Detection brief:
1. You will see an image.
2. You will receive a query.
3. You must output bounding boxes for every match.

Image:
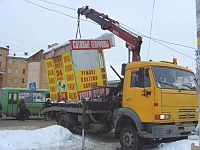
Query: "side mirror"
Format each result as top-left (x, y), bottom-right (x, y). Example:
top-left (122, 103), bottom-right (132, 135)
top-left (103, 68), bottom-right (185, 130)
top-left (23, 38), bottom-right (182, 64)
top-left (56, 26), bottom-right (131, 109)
top-left (121, 63), bottom-right (127, 76)
top-left (138, 68), bottom-right (145, 83)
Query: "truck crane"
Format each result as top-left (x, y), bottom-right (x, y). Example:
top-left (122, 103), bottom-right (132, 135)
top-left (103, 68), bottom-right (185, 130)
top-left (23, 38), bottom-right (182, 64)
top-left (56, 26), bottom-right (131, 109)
top-left (77, 6), bottom-right (142, 62)
top-left (40, 6), bottom-right (199, 150)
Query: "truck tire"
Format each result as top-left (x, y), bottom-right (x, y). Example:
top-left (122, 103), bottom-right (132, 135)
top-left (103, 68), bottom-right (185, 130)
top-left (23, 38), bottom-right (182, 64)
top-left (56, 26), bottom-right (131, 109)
top-left (120, 125), bottom-right (142, 150)
top-left (58, 114), bottom-right (69, 128)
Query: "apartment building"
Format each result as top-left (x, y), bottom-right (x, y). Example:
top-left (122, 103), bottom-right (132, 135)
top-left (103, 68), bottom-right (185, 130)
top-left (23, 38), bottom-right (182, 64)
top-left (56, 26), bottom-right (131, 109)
top-left (0, 46), bottom-right (28, 88)
top-left (0, 46), bottom-right (9, 88)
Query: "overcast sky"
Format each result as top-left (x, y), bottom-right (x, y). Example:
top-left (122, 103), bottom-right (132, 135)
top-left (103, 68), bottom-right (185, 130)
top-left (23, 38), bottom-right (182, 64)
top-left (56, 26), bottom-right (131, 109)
top-left (0, 0), bottom-right (197, 80)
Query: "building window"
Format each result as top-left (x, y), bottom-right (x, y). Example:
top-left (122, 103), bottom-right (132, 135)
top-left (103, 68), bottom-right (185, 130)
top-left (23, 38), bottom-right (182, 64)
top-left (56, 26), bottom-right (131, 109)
top-left (22, 78), bottom-right (25, 83)
top-left (24, 60), bottom-right (27, 65)
top-left (0, 62), bottom-right (2, 69)
top-left (23, 69), bottom-right (25, 74)
top-left (15, 59), bottom-right (19, 65)
top-left (14, 78), bottom-right (18, 83)
top-left (0, 52), bottom-right (3, 57)
top-left (7, 68), bottom-right (12, 73)
top-left (8, 58), bottom-right (12, 64)
top-left (14, 68), bottom-right (18, 74)
top-left (7, 77), bottom-right (11, 83)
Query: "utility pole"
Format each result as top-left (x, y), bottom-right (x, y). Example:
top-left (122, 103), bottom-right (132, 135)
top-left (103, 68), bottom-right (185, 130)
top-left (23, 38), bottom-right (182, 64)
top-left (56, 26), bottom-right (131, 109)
top-left (195, 0), bottom-right (200, 146)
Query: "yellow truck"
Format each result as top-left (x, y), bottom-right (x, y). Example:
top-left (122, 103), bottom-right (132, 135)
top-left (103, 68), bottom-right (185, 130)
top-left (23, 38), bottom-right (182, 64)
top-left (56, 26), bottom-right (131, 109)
top-left (42, 60), bottom-right (198, 150)
top-left (41, 6), bottom-right (198, 150)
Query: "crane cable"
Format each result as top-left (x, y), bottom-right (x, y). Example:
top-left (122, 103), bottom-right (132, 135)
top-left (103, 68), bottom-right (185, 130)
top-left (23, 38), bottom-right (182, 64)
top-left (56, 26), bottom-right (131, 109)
top-left (75, 14), bottom-right (81, 39)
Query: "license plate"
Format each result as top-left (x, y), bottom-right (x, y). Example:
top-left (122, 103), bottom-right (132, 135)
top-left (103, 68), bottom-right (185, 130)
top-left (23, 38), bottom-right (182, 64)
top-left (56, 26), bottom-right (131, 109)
top-left (184, 126), bottom-right (195, 132)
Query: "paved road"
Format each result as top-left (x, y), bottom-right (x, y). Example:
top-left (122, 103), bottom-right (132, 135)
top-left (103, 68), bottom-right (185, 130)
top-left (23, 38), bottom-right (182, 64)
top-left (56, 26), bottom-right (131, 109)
top-left (0, 116), bottom-right (158, 150)
top-left (0, 116), bottom-right (55, 130)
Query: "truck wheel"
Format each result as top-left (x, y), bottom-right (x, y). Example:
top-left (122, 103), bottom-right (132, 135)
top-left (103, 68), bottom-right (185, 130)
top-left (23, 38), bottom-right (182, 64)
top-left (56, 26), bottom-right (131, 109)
top-left (120, 125), bottom-right (142, 150)
top-left (58, 115), bottom-right (69, 128)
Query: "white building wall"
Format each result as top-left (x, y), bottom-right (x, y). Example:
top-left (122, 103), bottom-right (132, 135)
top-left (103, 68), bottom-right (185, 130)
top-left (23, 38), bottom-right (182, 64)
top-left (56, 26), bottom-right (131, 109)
top-left (27, 62), bottom-right (40, 88)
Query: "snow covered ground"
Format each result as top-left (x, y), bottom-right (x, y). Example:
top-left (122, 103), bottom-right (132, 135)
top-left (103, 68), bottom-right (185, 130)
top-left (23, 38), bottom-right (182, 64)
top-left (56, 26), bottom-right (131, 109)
top-left (0, 125), bottom-right (199, 150)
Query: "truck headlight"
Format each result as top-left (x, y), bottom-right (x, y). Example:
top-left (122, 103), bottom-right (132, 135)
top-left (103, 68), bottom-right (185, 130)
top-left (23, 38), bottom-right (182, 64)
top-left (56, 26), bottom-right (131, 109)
top-left (155, 114), bottom-right (170, 120)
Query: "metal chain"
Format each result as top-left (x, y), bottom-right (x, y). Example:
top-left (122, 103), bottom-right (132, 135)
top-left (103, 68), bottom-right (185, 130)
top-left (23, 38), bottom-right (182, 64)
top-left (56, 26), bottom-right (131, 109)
top-left (75, 14), bottom-right (81, 39)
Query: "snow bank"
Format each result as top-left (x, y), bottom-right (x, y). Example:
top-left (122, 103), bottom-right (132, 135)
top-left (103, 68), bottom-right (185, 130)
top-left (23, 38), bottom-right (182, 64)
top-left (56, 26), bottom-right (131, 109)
top-left (0, 125), bottom-right (73, 150)
top-left (153, 135), bottom-right (199, 150)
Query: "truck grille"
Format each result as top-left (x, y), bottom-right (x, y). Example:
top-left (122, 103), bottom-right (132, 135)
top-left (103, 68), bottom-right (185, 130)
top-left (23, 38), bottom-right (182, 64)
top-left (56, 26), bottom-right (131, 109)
top-left (179, 114), bottom-right (195, 119)
top-left (179, 109), bottom-right (195, 113)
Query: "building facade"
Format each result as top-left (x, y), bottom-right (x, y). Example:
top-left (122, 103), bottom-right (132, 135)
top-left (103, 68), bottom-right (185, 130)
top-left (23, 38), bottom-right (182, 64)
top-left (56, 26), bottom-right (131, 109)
top-left (7, 55), bottom-right (27, 88)
top-left (0, 46), bottom-right (9, 88)
top-left (0, 46), bottom-right (28, 88)
top-left (26, 49), bottom-right (48, 89)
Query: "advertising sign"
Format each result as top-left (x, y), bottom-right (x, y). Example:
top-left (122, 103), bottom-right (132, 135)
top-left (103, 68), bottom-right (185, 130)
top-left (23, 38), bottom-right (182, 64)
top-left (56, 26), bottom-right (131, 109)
top-left (62, 52), bottom-right (78, 101)
top-left (45, 59), bottom-right (57, 100)
top-left (53, 56), bottom-right (67, 101)
top-left (70, 40), bottom-right (110, 50)
top-left (75, 68), bottom-right (103, 92)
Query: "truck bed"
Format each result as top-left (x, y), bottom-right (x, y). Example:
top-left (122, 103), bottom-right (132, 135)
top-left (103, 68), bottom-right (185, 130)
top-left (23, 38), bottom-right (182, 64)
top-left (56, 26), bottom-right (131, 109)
top-left (40, 106), bottom-right (109, 115)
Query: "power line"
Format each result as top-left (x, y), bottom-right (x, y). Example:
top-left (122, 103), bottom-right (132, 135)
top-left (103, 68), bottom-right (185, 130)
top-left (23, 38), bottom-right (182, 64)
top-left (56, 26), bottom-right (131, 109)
top-left (22, 0), bottom-right (96, 24)
top-left (151, 37), bottom-right (196, 50)
top-left (152, 38), bottom-right (195, 60)
top-left (0, 38), bottom-right (33, 52)
top-left (147, 0), bottom-right (156, 60)
top-left (37, 0), bottom-right (195, 49)
top-left (120, 23), bottom-right (196, 60)
top-left (0, 0), bottom-right (94, 53)
top-left (0, 29), bottom-right (39, 48)
top-left (121, 23), bottom-right (196, 50)
top-left (38, 0), bottom-right (76, 11)
top-left (23, 0), bottom-right (196, 60)
top-left (23, 0), bottom-right (76, 18)
top-left (24, 0), bottom-right (196, 50)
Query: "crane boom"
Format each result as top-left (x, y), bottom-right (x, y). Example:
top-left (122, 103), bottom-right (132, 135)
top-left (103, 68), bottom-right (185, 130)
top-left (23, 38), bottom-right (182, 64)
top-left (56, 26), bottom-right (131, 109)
top-left (78, 6), bottom-right (143, 62)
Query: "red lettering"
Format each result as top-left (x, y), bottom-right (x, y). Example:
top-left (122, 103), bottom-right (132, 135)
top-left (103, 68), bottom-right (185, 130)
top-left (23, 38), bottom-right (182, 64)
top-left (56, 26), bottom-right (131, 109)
top-left (69, 92), bottom-right (77, 99)
top-left (66, 74), bottom-right (74, 81)
top-left (50, 86), bottom-right (56, 92)
top-left (47, 61), bottom-right (53, 68)
top-left (63, 55), bottom-right (71, 63)
top-left (56, 69), bottom-right (62, 77)
top-left (51, 94), bottom-right (57, 100)
top-left (48, 69), bottom-right (54, 76)
top-left (81, 76), bottom-right (98, 82)
top-left (81, 70), bottom-right (96, 76)
top-left (83, 82), bottom-right (97, 89)
top-left (54, 57), bottom-right (62, 64)
top-left (55, 63), bottom-right (62, 69)
top-left (57, 77), bottom-right (64, 80)
top-left (65, 64), bottom-right (73, 72)
top-left (49, 78), bottom-right (55, 84)
top-left (67, 83), bottom-right (75, 90)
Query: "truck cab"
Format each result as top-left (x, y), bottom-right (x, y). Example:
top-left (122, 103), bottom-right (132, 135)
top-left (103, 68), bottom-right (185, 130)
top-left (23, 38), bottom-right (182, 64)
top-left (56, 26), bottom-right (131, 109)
top-left (115, 61), bottom-right (198, 149)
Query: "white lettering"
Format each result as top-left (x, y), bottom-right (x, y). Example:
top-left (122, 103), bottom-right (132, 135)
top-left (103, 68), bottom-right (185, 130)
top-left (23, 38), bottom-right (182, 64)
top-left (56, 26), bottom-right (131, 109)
top-left (91, 41), bottom-right (109, 49)
top-left (78, 88), bottom-right (110, 99)
top-left (72, 41), bottom-right (90, 49)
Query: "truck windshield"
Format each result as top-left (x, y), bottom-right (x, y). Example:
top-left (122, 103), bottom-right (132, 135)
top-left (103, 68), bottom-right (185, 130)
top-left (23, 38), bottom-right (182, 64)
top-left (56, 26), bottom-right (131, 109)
top-left (152, 66), bottom-right (197, 91)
